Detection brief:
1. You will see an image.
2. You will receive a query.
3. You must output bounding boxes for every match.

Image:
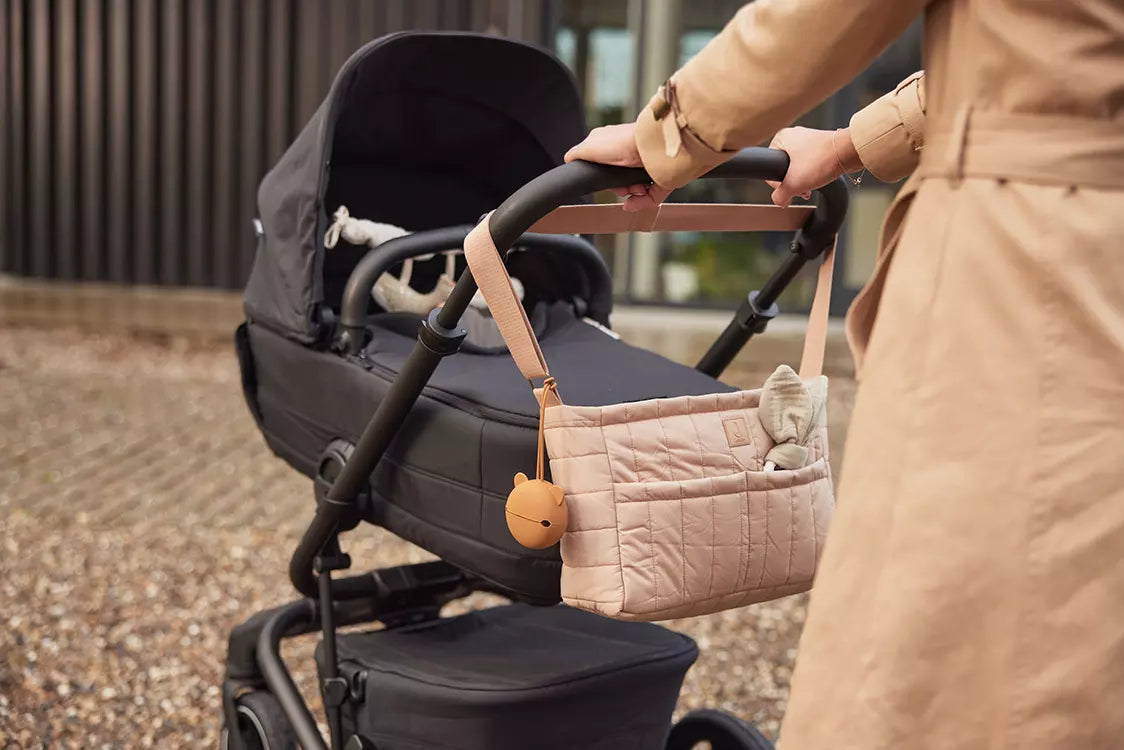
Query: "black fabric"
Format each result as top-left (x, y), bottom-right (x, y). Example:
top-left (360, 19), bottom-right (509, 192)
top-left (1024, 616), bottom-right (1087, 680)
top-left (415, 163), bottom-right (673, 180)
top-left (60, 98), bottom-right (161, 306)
top-left (242, 307), bottom-right (733, 603)
top-left (244, 321), bottom-right (561, 603)
top-left (245, 32), bottom-right (586, 344)
top-left (317, 604), bottom-right (698, 750)
top-left (368, 304), bottom-right (554, 356)
top-left (233, 322), bottom-right (263, 426)
top-left (364, 302), bottom-right (736, 422)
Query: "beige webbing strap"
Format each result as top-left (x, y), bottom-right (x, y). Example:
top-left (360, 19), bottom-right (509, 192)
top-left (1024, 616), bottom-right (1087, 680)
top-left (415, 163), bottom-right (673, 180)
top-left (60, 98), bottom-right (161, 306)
top-left (463, 214), bottom-right (551, 381)
top-left (798, 238), bottom-right (835, 379)
top-left (463, 207), bottom-right (836, 385)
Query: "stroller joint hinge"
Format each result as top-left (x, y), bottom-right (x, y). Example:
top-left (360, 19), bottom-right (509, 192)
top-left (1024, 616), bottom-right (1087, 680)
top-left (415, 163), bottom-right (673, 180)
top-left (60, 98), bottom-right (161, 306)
top-left (419, 308), bottom-right (467, 356)
top-left (321, 677), bottom-right (349, 708)
top-left (735, 291), bottom-right (779, 334)
top-left (315, 552), bottom-right (353, 573)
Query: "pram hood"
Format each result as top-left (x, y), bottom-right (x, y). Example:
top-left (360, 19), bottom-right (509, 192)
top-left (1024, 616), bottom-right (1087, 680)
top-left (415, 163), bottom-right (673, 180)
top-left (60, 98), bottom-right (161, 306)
top-left (245, 32), bottom-right (587, 344)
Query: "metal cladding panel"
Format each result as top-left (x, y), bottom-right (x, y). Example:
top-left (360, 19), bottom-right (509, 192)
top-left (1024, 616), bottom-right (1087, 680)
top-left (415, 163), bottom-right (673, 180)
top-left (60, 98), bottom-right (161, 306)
top-left (0, 0), bottom-right (557, 289)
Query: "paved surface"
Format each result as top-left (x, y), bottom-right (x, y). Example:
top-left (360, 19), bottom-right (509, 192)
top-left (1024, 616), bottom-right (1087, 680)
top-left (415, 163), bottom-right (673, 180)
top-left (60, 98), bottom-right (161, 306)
top-left (0, 323), bottom-right (856, 748)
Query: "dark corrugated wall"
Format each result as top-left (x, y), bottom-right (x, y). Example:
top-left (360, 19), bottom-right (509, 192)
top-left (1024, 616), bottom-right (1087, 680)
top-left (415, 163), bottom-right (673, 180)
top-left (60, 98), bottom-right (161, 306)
top-left (0, 0), bottom-right (557, 289)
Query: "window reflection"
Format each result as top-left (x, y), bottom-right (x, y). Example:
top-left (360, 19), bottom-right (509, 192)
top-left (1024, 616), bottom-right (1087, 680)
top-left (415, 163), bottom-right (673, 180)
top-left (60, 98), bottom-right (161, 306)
top-left (555, 2), bottom-right (922, 313)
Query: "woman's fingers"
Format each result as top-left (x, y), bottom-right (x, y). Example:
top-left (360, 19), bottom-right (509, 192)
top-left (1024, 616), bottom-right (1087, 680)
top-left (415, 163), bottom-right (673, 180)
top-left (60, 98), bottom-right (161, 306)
top-left (771, 187), bottom-right (793, 208)
top-left (611, 184), bottom-right (653, 200)
top-left (563, 123), bottom-right (671, 211)
top-left (623, 185), bottom-right (672, 213)
top-left (766, 126), bottom-right (838, 206)
top-left (624, 192), bottom-right (659, 212)
top-left (564, 123), bottom-right (642, 167)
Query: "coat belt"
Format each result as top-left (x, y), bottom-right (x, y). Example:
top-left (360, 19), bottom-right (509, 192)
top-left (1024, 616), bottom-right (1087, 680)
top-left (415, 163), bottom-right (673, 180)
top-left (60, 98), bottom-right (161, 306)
top-left (919, 108), bottom-right (1124, 189)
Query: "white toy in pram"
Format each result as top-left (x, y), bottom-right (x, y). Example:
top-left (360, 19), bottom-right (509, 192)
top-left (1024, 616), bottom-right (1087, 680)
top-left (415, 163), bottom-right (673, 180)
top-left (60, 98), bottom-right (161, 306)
top-left (324, 206), bottom-right (449, 315)
top-left (324, 205), bottom-right (525, 318)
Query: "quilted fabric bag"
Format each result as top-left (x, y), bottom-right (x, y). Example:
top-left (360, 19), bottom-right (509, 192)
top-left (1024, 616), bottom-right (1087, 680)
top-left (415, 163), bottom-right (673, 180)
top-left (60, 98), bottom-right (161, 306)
top-left (464, 205), bottom-right (837, 622)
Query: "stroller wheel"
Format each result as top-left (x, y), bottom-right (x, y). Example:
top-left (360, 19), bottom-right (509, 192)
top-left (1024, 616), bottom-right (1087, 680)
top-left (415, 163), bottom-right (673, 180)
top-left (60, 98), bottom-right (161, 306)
top-left (220, 691), bottom-right (297, 750)
top-left (666, 709), bottom-right (774, 750)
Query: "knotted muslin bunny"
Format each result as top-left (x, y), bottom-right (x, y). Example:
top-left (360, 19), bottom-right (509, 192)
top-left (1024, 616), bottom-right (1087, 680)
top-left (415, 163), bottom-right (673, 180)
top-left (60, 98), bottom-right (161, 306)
top-left (757, 364), bottom-right (828, 471)
top-left (324, 206), bottom-right (458, 315)
top-left (324, 205), bottom-right (411, 249)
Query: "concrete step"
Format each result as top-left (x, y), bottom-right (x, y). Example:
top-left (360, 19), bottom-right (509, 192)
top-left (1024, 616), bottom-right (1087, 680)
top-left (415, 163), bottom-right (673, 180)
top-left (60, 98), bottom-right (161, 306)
top-left (1, 275), bottom-right (854, 378)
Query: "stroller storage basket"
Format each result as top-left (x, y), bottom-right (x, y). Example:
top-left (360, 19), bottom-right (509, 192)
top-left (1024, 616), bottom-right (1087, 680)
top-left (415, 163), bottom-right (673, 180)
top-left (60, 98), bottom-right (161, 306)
top-left (316, 604), bottom-right (697, 750)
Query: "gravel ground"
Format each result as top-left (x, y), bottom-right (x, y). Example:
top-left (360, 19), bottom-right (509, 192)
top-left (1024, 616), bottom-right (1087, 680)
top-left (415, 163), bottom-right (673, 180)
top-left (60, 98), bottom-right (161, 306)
top-left (0, 324), bottom-right (854, 748)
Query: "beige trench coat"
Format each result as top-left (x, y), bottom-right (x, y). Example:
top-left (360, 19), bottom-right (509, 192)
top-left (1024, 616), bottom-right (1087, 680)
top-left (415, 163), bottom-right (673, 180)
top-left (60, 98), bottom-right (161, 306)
top-left (634, 1), bottom-right (1124, 747)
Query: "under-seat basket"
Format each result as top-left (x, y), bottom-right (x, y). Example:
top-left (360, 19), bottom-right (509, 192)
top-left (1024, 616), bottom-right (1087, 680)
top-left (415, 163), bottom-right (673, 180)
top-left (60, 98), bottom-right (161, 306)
top-left (315, 603), bottom-right (698, 750)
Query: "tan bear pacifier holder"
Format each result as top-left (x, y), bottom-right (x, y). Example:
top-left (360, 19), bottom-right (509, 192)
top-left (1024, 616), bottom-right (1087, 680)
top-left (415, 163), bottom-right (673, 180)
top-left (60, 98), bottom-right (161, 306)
top-left (504, 377), bottom-right (568, 549)
top-left (464, 207), bottom-right (837, 622)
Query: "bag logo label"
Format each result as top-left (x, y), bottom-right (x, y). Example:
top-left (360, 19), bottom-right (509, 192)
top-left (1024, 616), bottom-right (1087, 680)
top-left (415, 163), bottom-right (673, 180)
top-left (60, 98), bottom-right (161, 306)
top-left (723, 418), bottom-right (751, 447)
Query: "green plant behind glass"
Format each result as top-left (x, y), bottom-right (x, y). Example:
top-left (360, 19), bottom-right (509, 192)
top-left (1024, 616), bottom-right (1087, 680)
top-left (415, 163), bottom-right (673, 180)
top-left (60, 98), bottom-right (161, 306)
top-left (663, 180), bottom-right (817, 311)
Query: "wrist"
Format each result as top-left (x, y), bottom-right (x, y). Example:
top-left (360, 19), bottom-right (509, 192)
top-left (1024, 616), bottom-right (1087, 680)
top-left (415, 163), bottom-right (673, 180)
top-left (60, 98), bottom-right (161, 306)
top-left (833, 128), bottom-right (864, 174)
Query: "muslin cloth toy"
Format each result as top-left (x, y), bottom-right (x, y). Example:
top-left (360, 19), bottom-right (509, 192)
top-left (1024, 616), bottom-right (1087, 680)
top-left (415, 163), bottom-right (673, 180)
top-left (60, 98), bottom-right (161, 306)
top-left (757, 364), bottom-right (828, 471)
top-left (324, 206), bottom-right (458, 315)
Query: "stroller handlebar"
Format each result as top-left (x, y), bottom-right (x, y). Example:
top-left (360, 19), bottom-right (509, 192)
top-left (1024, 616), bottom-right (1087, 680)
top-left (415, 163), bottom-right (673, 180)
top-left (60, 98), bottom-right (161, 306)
top-left (487, 147), bottom-right (848, 260)
top-left (435, 146), bottom-right (849, 332)
top-left (292, 148), bottom-right (849, 601)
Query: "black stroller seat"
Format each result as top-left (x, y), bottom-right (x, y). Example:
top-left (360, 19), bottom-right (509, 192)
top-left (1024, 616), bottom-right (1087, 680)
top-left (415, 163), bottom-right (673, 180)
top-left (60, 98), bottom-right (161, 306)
top-left (321, 603), bottom-right (697, 750)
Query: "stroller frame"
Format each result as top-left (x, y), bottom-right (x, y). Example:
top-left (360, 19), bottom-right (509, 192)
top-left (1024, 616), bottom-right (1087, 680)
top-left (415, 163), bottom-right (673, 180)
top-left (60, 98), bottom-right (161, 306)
top-left (223, 149), bottom-right (847, 750)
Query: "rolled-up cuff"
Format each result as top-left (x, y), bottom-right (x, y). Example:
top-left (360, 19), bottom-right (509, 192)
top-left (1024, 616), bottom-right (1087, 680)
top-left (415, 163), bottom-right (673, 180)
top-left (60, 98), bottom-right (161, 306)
top-left (635, 100), bottom-right (736, 189)
top-left (849, 71), bottom-right (926, 183)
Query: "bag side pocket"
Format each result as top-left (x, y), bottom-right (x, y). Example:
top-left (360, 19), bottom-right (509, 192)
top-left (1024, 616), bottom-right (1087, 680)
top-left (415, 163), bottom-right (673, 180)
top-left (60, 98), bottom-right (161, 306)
top-left (612, 459), bottom-right (831, 619)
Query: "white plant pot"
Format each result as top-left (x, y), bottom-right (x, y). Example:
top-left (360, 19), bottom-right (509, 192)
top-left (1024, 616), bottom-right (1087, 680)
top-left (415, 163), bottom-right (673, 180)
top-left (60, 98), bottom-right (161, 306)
top-left (661, 262), bottom-right (699, 303)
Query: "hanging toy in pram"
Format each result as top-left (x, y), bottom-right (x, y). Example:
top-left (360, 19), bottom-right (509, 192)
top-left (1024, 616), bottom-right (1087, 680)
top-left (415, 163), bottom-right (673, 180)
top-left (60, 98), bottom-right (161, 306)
top-left (324, 205), bottom-right (459, 315)
top-left (323, 205), bottom-right (528, 347)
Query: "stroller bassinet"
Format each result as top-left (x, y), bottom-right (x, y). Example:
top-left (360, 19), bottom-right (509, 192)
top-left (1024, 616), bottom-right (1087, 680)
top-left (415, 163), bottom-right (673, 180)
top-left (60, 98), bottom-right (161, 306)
top-left (238, 31), bottom-right (736, 605)
top-left (225, 30), bottom-right (845, 750)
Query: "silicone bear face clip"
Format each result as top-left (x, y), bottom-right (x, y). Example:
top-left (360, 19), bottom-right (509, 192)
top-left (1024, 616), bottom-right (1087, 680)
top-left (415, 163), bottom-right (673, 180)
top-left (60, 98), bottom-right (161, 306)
top-left (506, 472), bottom-right (567, 549)
top-left (505, 377), bottom-right (568, 549)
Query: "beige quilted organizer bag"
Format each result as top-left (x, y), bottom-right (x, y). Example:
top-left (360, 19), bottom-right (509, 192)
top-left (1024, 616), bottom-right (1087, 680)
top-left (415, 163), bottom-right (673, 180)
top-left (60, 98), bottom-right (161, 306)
top-left (464, 204), bottom-right (836, 622)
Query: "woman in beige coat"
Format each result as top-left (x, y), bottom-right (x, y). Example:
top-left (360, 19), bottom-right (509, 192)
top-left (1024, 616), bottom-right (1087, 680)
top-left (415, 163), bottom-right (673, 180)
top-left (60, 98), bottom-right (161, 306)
top-left (567, 1), bottom-right (1124, 747)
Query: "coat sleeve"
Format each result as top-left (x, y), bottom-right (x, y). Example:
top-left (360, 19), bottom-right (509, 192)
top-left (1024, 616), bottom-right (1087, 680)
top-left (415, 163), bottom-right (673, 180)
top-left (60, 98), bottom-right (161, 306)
top-left (848, 71), bottom-right (927, 182)
top-left (635, 0), bottom-right (930, 188)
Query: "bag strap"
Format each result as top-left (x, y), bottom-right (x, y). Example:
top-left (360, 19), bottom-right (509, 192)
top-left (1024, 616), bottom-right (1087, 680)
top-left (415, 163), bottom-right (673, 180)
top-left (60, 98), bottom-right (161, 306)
top-left (799, 236), bottom-right (835, 379)
top-left (464, 213), bottom-right (552, 381)
top-left (463, 205), bottom-right (836, 382)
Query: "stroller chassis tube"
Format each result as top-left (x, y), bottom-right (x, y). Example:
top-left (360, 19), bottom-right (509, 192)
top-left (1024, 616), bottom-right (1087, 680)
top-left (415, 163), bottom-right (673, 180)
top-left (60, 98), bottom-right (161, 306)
top-left (256, 600), bottom-right (328, 750)
top-left (290, 147), bottom-right (848, 600)
top-left (226, 564), bottom-right (475, 749)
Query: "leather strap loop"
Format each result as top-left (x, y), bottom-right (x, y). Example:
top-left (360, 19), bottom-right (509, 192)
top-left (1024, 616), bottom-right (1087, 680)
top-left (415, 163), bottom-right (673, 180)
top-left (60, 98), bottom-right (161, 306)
top-left (528, 203), bottom-right (814, 234)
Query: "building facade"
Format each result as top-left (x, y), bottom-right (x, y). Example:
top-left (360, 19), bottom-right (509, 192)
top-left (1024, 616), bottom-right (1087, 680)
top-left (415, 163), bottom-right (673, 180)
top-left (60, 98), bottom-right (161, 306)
top-left (1, 0), bottom-right (920, 314)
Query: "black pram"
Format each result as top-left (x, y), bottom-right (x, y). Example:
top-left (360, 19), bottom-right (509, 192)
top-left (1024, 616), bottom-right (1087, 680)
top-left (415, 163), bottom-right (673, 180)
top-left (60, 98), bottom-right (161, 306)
top-left (223, 30), bottom-right (845, 750)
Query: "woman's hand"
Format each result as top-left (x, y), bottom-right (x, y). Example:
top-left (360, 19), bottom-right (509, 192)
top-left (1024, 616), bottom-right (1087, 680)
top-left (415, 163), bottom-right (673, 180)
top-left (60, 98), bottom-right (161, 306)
top-left (564, 123), bottom-right (673, 213)
top-left (766, 126), bottom-right (863, 207)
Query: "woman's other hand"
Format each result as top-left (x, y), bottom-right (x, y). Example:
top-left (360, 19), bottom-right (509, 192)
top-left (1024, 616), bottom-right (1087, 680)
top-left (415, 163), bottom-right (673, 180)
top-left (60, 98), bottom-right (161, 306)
top-left (767, 126), bottom-right (863, 207)
top-left (564, 123), bottom-right (673, 213)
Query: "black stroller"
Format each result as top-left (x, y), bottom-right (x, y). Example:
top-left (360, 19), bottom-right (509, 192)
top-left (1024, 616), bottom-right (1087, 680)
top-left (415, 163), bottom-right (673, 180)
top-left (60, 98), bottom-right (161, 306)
top-left (224, 31), bottom-right (846, 750)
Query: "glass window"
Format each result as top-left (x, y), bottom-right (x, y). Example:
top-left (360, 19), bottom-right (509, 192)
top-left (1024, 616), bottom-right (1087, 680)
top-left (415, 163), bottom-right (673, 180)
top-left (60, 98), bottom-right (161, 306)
top-left (554, 2), bottom-right (922, 314)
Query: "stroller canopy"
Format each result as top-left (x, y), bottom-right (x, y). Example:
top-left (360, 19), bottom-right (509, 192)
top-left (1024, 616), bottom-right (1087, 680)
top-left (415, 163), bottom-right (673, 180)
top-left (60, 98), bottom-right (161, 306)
top-left (245, 32), bottom-right (587, 343)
